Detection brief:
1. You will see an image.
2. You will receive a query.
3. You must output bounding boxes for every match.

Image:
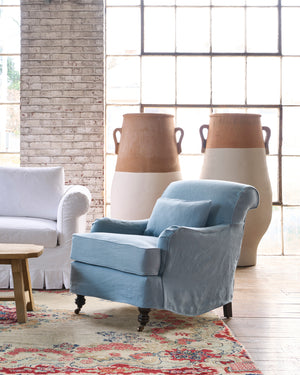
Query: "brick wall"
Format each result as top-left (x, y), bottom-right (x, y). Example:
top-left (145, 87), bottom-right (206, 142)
top-left (20, 0), bottom-right (104, 226)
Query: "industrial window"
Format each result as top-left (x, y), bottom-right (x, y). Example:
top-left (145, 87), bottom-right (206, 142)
top-left (0, 0), bottom-right (20, 166)
top-left (106, 0), bottom-right (300, 255)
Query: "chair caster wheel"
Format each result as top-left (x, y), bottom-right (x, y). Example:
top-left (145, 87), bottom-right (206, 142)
top-left (74, 295), bottom-right (86, 315)
top-left (137, 307), bottom-right (150, 332)
top-left (137, 325), bottom-right (144, 332)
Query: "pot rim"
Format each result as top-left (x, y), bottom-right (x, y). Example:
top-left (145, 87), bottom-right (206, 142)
top-left (210, 113), bottom-right (261, 118)
top-left (123, 113), bottom-right (174, 118)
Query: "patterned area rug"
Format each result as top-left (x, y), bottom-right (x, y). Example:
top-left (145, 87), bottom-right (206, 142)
top-left (0, 291), bottom-right (262, 374)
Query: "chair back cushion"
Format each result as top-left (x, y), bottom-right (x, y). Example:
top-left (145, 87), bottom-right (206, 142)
top-left (144, 197), bottom-right (212, 237)
top-left (161, 180), bottom-right (259, 226)
top-left (0, 166), bottom-right (64, 220)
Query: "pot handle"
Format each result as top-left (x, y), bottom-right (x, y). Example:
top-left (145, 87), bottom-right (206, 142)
top-left (113, 128), bottom-right (122, 154)
top-left (175, 127), bottom-right (184, 154)
top-left (262, 126), bottom-right (271, 155)
top-left (199, 125), bottom-right (209, 153)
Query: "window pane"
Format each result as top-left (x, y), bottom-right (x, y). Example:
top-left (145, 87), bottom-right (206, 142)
top-left (212, 57), bottom-right (245, 104)
top-left (282, 0), bottom-right (300, 5)
top-left (211, 0), bottom-right (245, 6)
top-left (106, 105), bottom-right (140, 154)
top-left (106, 57), bottom-right (140, 104)
top-left (105, 155), bottom-right (117, 204)
top-left (247, 8), bottom-right (278, 53)
top-left (0, 56), bottom-right (20, 102)
top-left (144, 0), bottom-right (175, 4)
top-left (176, 8), bottom-right (210, 53)
top-left (282, 57), bottom-right (300, 105)
top-left (212, 0), bottom-right (245, 4)
top-left (0, 1), bottom-right (20, 6)
top-left (144, 7), bottom-right (175, 53)
top-left (247, 57), bottom-right (280, 105)
top-left (258, 206), bottom-right (282, 255)
top-left (0, 104), bottom-right (20, 152)
top-left (283, 207), bottom-right (300, 255)
top-left (246, 0), bottom-right (278, 4)
top-left (282, 8), bottom-right (300, 55)
top-left (142, 56), bottom-right (175, 104)
top-left (144, 107), bottom-right (175, 115)
top-left (177, 108), bottom-right (211, 154)
top-left (282, 107), bottom-right (300, 155)
top-left (282, 156), bottom-right (300, 204)
top-left (106, 8), bottom-right (140, 55)
top-left (0, 153), bottom-right (19, 166)
top-left (105, 204), bottom-right (111, 217)
top-left (106, 0), bottom-right (140, 5)
top-left (266, 155), bottom-right (279, 202)
top-left (216, 0), bottom-right (246, 6)
top-left (177, 57), bottom-right (210, 105)
top-left (212, 8), bottom-right (245, 53)
top-left (0, 7), bottom-right (20, 54)
top-left (176, 0), bottom-right (210, 4)
top-left (179, 155), bottom-right (204, 180)
top-left (213, 108), bottom-right (246, 114)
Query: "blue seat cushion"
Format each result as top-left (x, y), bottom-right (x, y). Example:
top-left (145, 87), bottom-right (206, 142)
top-left (71, 233), bottom-right (161, 276)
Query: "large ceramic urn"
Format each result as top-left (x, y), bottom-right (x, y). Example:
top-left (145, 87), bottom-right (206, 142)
top-left (199, 113), bottom-right (272, 266)
top-left (111, 113), bottom-right (184, 220)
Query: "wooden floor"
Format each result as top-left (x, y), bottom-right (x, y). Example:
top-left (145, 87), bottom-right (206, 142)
top-left (216, 255), bottom-right (300, 375)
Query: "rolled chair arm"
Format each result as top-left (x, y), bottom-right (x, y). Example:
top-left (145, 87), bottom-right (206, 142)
top-left (57, 185), bottom-right (91, 243)
top-left (91, 217), bottom-right (148, 235)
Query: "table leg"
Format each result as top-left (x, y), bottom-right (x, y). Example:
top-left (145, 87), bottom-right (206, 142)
top-left (11, 259), bottom-right (27, 323)
top-left (22, 259), bottom-right (35, 311)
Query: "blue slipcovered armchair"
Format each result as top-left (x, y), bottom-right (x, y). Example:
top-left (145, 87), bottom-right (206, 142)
top-left (70, 180), bottom-right (259, 331)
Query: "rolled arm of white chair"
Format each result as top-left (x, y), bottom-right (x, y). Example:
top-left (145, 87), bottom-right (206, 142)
top-left (158, 224), bottom-right (244, 316)
top-left (57, 185), bottom-right (91, 243)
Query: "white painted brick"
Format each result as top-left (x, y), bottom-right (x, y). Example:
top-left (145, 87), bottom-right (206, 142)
top-left (21, 0), bottom-right (105, 226)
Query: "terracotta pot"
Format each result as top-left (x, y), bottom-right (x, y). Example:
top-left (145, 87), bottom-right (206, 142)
top-left (111, 113), bottom-right (184, 220)
top-left (199, 113), bottom-right (272, 266)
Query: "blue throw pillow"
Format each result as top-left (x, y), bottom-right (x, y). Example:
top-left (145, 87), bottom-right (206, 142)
top-left (144, 197), bottom-right (212, 237)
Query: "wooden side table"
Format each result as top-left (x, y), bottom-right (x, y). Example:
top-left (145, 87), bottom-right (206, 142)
top-left (0, 244), bottom-right (44, 323)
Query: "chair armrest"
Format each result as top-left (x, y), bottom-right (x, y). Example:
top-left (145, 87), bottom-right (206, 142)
top-left (57, 185), bottom-right (91, 243)
top-left (91, 217), bottom-right (148, 235)
top-left (158, 224), bottom-right (231, 251)
top-left (158, 224), bottom-right (244, 315)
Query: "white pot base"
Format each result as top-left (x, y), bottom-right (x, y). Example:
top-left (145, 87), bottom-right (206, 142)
top-left (111, 171), bottom-right (182, 220)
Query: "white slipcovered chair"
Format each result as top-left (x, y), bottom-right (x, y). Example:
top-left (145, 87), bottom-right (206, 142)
top-left (0, 166), bottom-right (91, 289)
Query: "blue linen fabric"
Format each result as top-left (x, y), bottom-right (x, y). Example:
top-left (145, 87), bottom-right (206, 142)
top-left (158, 224), bottom-right (244, 315)
top-left (91, 217), bottom-right (148, 235)
top-left (70, 179), bottom-right (259, 317)
top-left (71, 232), bottom-right (161, 276)
top-left (161, 179), bottom-right (258, 226)
top-left (70, 262), bottom-right (164, 308)
top-left (144, 198), bottom-right (212, 237)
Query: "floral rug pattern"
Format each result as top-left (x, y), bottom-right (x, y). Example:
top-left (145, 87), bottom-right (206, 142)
top-left (0, 291), bottom-right (262, 374)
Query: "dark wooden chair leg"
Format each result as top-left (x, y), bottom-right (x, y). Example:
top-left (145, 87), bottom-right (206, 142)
top-left (74, 294), bottom-right (86, 314)
top-left (137, 307), bottom-right (151, 332)
top-left (223, 302), bottom-right (233, 318)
